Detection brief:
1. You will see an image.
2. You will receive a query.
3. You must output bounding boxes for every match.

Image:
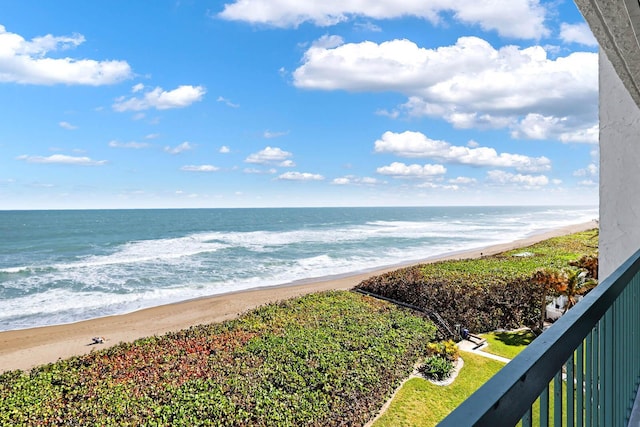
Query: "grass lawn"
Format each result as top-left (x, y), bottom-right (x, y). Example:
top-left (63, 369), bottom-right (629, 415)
top-left (372, 329), bottom-right (541, 426)
top-left (480, 329), bottom-right (537, 359)
top-left (372, 352), bottom-right (506, 427)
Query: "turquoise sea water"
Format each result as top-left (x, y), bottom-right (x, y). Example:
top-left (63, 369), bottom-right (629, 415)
top-left (0, 206), bottom-right (597, 331)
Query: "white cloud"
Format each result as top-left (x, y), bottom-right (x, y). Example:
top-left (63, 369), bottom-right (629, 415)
top-left (219, 145), bottom-right (231, 153)
top-left (510, 113), bottom-right (598, 144)
top-left (578, 179), bottom-right (597, 187)
top-left (376, 109), bottom-right (400, 120)
top-left (181, 165), bottom-right (220, 172)
top-left (244, 167), bottom-right (278, 174)
top-left (132, 83), bottom-right (145, 93)
top-left (164, 141), bottom-right (194, 154)
top-left (374, 131), bottom-right (551, 172)
top-left (17, 154), bottom-right (106, 166)
top-left (417, 182), bottom-right (459, 190)
top-left (0, 25), bottom-right (132, 85)
top-left (113, 85), bottom-right (206, 111)
top-left (560, 22), bottom-right (598, 47)
top-left (245, 146), bottom-right (295, 167)
top-left (376, 161), bottom-right (446, 178)
top-left (279, 159), bottom-right (296, 167)
top-left (277, 171), bottom-right (324, 181)
top-left (263, 130), bottom-right (289, 138)
top-left (145, 133), bottom-right (160, 139)
top-left (573, 163), bottom-right (599, 177)
top-left (487, 170), bottom-right (549, 187)
top-left (217, 96), bottom-right (240, 108)
top-left (332, 175), bottom-right (381, 185)
top-left (354, 21), bottom-right (381, 32)
top-left (219, 0), bottom-right (549, 39)
top-left (449, 176), bottom-right (477, 185)
top-left (294, 36), bottom-right (597, 142)
top-left (59, 121), bottom-right (77, 130)
top-left (108, 140), bottom-right (151, 149)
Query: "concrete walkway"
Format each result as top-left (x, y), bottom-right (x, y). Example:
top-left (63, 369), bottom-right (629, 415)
top-left (457, 339), bottom-right (511, 364)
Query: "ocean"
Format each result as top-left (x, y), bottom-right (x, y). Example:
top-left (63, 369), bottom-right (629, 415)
top-left (0, 206), bottom-right (597, 332)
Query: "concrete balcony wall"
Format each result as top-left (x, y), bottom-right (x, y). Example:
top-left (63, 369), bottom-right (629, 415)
top-left (600, 50), bottom-right (640, 278)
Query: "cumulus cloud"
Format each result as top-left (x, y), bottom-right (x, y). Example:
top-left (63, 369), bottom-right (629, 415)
top-left (181, 165), bottom-right (220, 172)
top-left (245, 146), bottom-right (295, 167)
top-left (294, 36), bottom-right (597, 143)
top-left (164, 141), bottom-right (194, 154)
top-left (560, 22), bottom-right (598, 47)
top-left (573, 163), bottom-right (598, 177)
top-left (510, 113), bottom-right (598, 144)
top-left (417, 182), bottom-right (460, 190)
top-left (332, 175), bottom-right (380, 185)
top-left (108, 140), bottom-right (150, 149)
top-left (218, 0), bottom-right (549, 39)
top-left (449, 176), bottom-right (477, 185)
top-left (278, 171), bottom-right (324, 181)
top-left (487, 170), bottom-right (549, 187)
top-left (0, 25), bottom-right (132, 85)
top-left (219, 145), bottom-right (231, 153)
top-left (113, 85), bottom-right (206, 111)
top-left (16, 154), bottom-right (107, 166)
top-left (376, 161), bottom-right (446, 178)
top-left (374, 131), bottom-right (551, 172)
top-left (59, 121), bottom-right (77, 130)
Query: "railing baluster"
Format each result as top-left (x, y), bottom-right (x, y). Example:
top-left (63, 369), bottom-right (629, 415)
top-left (567, 353), bottom-right (574, 427)
top-left (603, 309), bottom-right (613, 426)
top-left (540, 384), bottom-right (549, 427)
top-left (585, 331), bottom-right (592, 427)
top-left (521, 407), bottom-right (532, 427)
top-left (614, 294), bottom-right (622, 426)
top-left (577, 343), bottom-right (584, 427)
top-left (592, 323), bottom-right (599, 425)
top-left (553, 371), bottom-right (562, 426)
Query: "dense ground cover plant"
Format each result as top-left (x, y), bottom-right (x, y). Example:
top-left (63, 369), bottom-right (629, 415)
top-left (356, 229), bottom-right (598, 333)
top-left (0, 291), bottom-right (436, 426)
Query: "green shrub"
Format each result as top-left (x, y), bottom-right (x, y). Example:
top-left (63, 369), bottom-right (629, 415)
top-left (419, 356), bottom-right (454, 381)
top-left (356, 229), bottom-right (598, 333)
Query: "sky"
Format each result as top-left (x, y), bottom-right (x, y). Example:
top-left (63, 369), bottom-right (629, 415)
top-left (0, 0), bottom-right (599, 209)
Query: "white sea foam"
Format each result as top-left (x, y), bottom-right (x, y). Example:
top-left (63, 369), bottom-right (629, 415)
top-left (0, 206), bottom-right (598, 331)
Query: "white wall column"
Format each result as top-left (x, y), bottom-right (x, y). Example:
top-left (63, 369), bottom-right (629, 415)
top-left (599, 50), bottom-right (640, 278)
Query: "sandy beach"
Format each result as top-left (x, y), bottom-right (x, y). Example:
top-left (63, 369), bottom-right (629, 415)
top-left (0, 221), bottom-right (597, 373)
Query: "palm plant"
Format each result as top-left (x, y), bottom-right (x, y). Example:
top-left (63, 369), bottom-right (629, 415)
top-left (560, 269), bottom-right (598, 312)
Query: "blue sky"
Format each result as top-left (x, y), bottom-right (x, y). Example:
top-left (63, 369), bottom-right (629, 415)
top-left (0, 1), bottom-right (599, 209)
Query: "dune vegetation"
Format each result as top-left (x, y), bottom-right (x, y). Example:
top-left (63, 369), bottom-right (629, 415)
top-left (356, 229), bottom-right (598, 333)
top-left (0, 291), bottom-right (436, 426)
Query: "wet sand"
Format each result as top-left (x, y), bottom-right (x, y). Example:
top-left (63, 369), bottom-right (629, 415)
top-left (0, 221), bottom-right (597, 373)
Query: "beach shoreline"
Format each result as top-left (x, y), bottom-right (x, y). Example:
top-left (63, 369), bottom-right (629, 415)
top-left (0, 220), bottom-right (597, 373)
